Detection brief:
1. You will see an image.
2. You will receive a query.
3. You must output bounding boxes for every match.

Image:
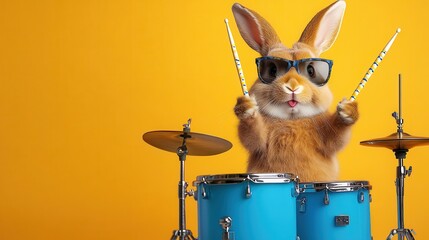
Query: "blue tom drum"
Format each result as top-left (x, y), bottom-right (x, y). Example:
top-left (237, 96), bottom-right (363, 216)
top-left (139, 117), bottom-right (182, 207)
top-left (296, 181), bottom-right (372, 240)
top-left (193, 173), bottom-right (299, 240)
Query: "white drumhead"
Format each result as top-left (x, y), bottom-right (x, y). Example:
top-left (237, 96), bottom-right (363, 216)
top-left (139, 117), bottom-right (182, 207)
top-left (193, 173), bottom-right (297, 186)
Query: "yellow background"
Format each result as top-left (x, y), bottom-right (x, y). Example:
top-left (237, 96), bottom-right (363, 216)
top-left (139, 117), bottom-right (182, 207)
top-left (0, 0), bottom-right (428, 239)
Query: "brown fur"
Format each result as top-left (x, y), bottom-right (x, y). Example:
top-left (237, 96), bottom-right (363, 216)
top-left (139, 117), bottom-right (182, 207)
top-left (236, 103), bottom-right (358, 181)
top-left (232, 1), bottom-right (357, 182)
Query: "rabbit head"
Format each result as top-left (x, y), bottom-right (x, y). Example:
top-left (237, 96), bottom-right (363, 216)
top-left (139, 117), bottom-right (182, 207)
top-left (232, 1), bottom-right (346, 119)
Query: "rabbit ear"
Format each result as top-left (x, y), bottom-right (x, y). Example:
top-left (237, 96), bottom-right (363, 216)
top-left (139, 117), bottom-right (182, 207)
top-left (298, 0), bottom-right (346, 55)
top-left (232, 3), bottom-right (282, 56)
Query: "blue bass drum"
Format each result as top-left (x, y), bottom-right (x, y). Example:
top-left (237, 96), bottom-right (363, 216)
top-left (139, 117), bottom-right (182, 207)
top-left (296, 181), bottom-right (372, 240)
top-left (193, 173), bottom-right (299, 240)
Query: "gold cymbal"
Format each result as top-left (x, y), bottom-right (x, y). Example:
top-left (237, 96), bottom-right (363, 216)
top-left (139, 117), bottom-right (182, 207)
top-left (143, 130), bottom-right (233, 156)
top-left (360, 132), bottom-right (429, 150)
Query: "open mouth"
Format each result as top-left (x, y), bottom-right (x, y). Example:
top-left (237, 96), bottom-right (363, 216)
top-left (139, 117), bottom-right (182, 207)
top-left (287, 100), bottom-right (298, 108)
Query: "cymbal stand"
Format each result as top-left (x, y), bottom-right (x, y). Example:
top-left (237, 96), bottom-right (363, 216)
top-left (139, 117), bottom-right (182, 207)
top-left (171, 119), bottom-right (197, 240)
top-left (387, 147), bottom-right (415, 240)
top-left (387, 74), bottom-right (415, 240)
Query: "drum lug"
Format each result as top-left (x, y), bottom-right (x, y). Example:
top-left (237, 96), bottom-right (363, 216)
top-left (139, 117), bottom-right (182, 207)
top-left (245, 182), bottom-right (252, 198)
top-left (324, 189), bottom-right (330, 205)
top-left (201, 185), bottom-right (208, 199)
top-left (358, 191), bottom-right (365, 203)
top-left (298, 197), bottom-right (306, 213)
top-left (293, 176), bottom-right (300, 197)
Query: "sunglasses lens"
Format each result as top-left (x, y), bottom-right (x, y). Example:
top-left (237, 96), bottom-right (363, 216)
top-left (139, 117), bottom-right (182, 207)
top-left (257, 58), bottom-right (289, 84)
top-left (256, 57), bottom-right (332, 86)
top-left (298, 60), bottom-right (331, 86)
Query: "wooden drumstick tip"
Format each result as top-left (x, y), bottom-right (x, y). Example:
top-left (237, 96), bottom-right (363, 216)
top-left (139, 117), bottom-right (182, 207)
top-left (225, 18), bottom-right (229, 23)
top-left (396, 28), bottom-right (401, 33)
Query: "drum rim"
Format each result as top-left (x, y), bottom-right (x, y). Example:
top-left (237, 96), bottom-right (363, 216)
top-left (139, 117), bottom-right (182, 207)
top-left (299, 181), bottom-right (372, 192)
top-left (193, 173), bottom-right (297, 185)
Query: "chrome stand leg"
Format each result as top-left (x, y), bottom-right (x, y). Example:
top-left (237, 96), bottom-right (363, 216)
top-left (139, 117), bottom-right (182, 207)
top-left (386, 149), bottom-right (415, 240)
top-left (387, 229), bottom-right (415, 240)
top-left (171, 230), bottom-right (197, 240)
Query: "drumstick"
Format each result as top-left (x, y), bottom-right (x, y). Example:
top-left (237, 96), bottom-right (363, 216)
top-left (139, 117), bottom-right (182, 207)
top-left (224, 18), bottom-right (249, 96)
top-left (350, 28), bottom-right (401, 101)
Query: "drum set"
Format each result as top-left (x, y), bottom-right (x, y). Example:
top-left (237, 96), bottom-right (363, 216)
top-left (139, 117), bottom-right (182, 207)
top-left (143, 78), bottom-right (429, 240)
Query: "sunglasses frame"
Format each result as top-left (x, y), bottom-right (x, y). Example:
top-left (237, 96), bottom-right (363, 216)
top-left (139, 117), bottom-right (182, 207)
top-left (255, 56), bottom-right (334, 86)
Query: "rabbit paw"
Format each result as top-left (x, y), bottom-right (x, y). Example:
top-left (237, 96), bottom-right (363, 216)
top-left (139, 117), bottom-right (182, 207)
top-left (336, 98), bottom-right (359, 124)
top-left (234, 95), bottom-right (259, 119)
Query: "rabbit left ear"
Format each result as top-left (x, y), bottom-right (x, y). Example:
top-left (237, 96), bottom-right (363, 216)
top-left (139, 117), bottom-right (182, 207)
top-left (298, 0), bottom-right (346, 55)
top-left (232, 3), bottom-right (282, 56)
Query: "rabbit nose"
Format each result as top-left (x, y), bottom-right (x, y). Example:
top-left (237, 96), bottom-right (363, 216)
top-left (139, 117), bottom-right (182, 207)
top-left (285, 85), bottom-right (303, 94)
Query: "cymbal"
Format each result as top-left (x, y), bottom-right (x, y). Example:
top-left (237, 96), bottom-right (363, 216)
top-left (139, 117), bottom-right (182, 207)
top-left (143, 131), bottom-right (233, 156)
top-left (360, 132), bottom-right (429, 150)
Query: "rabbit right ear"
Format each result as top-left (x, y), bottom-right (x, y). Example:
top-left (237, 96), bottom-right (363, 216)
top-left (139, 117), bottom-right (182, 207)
top-left (232, 3), bottom-right (282, 56)
top-left (298, 0), bottom-right (346, 55)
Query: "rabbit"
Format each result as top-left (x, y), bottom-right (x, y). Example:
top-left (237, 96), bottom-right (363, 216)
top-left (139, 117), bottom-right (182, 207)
top-left (232, 0), bottom-right (358, 182)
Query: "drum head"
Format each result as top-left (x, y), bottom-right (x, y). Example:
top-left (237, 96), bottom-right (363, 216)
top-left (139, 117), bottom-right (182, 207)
top-left (299, 181), bottom-right (371, 192)
top-left (193, 173), bottom-right (297, 186)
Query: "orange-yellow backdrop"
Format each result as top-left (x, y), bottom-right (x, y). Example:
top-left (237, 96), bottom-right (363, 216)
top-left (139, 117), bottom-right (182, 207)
top-left (1, 0), bottom-right (428, 239)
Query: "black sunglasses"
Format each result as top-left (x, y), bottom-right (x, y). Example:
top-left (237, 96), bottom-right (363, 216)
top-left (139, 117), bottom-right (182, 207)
top-left (255, 56), bottom-right (333, 86)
